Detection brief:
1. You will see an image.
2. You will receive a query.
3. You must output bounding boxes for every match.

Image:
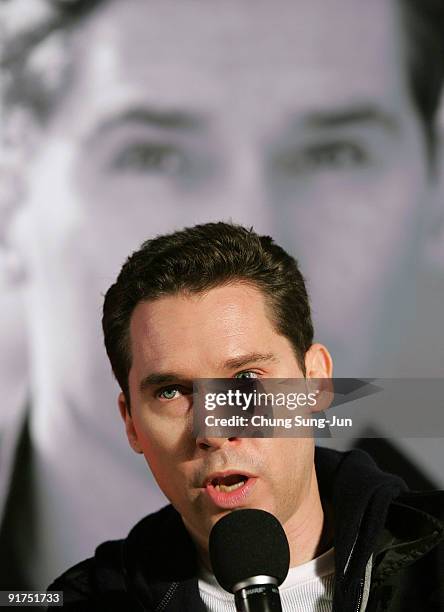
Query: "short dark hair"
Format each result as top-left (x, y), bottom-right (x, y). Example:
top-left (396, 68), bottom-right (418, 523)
top-left (102, 222), bottom-right (314, 404)
top-left (1, 0), bottom-right (443, 156)
top-left (401, 0), bottom-right (444, 158)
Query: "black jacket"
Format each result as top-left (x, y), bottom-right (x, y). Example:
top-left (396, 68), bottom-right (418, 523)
top-left (48, 447), bottom-right (444, 611)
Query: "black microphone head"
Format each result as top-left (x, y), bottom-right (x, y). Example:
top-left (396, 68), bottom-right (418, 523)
top-left (209, 509), bottom-right (290, 593)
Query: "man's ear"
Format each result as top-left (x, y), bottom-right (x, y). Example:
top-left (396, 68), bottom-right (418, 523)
top-left (118, 392), bottom-right (143, 454)
top-left (304, 343), bottom-right (333, 379)
top-left (304, 344), bottom-right (334, 414)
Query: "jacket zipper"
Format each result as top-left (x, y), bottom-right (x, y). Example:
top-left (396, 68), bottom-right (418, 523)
top-left (355, 577), bottom-right (364, 612)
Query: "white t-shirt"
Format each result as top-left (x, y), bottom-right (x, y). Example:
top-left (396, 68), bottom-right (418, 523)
top-left (198, 547), bottom-right (335, 612)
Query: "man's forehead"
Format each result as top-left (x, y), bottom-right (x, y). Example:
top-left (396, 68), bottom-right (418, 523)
top-left (84, 0), bottom-right (401, 62)
top-left (127, 285), bottom-right (277, 362)
top-left (129, 285), bottom-right (269, 336)
top-left (69, 0), bottom-right (410, 129)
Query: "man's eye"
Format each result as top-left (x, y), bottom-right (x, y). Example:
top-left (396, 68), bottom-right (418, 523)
top-left (234, 371), bottom-right (259, 380)
top-left (157, 386), bottom-right (183, 401)
top-left (110, 143), bottom-right (186, 174)
top-left (276, 141), bottom-right (368, 174)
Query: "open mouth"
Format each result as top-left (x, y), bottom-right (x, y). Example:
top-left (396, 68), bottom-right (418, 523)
top-left (204, 472), bottom-right (257, 508)
top-left (210, 474), bottom-right (248, 493)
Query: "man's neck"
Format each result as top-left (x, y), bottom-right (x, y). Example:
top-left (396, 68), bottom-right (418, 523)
top-left (283, 469), bottom-right (333, 567)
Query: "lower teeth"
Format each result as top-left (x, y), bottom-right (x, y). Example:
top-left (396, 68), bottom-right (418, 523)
top-left (216, 481), bottom-right (245, 492)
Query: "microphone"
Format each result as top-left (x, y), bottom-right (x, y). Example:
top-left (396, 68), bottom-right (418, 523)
top-left (209, 509), bottom-right (290, 612)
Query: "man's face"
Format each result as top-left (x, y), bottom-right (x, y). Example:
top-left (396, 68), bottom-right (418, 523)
top-left (14, 0), bottom-right (434, 419)
top-left (122, 283), bottom-right (329, 550)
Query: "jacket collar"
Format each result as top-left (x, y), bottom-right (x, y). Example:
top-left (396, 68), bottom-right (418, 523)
top-left (123, 505), bottom-right (206, 611)
top-left (315, 448), bottom-right (407, 611)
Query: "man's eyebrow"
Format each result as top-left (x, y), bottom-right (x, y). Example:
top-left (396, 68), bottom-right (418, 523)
top-left (223, 352), bottom-right (279, 371)
top-left (138, 353), bottom-right (277, 392)
top-left (139, 372), bottom-right (185, 393)
top-left (300, 104), bottom-right (401, 133)
top-left (93, 106), bottom-right (204, 139)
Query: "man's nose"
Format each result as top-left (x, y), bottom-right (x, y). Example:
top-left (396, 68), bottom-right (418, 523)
top-left (195, 435), bottom-right (239, 452)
